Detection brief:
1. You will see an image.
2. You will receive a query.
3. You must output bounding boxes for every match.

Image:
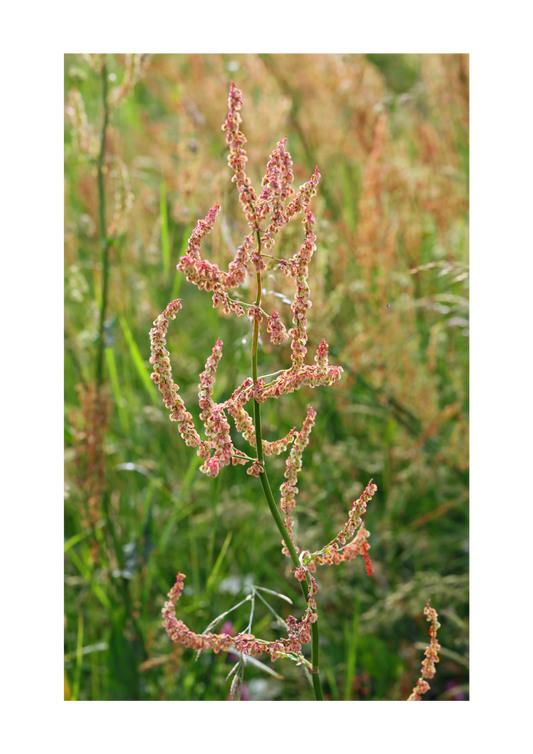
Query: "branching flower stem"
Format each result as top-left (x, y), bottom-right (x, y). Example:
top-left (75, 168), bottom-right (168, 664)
top-left (250, 226), bottom-right (324, 701)
top-left (152, 83), bottom-right (375, 700)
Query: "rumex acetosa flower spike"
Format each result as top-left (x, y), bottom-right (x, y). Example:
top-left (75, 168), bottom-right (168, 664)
top-left (221, 343), bottom-right (343, 409)
top-left (149, 299), bottom-right (209, 458)
top-left (302, 480), bottom-right (377, 571)
top-left (257, 137), bottom-right (295, 227)
top-left (163, 571), bottom-right (317, 663)
top-left (177, 205), bottom-right (254, 305)
top-left (288, 210), bottom-right (317, 367)
top-left (221, 81), bottom-right (259, 229)
top-left (198, 352), bottom-right (241, 466)
top-left (150, 302), bottom-right (244, 477)
top-left (279, 405), bottom-right (316, 557)
top-left (153, 83), bottom-right (381, 686)
top-left (246, 459), bottom-right (264, 477)
top-left (267, 311), bottom-right (289, 344)
top-left (176, 203), bottom-right (221, 287)
top-left (407, 601), bottom-right (441, 701)
top-left (227, 403), bottom-right (257, 450)
top-left (263, 427), bottom-right (297, 456)
top-left (226, 402), bottom-right (296, 457)
top-left (198, 338), bottom-right (223, 422)
top-left (285, 166), bottom-right (321, 219)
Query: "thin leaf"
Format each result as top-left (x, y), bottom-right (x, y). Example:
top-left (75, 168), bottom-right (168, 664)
top-left (105, 346), bottom-right (129, 434)
top-left (254, 586), bottom-right (293, 604)
top-left (119, 314), bottom-right (159, 406)
top-left (206, 531), bottom-right (232, 591)
top-left (231, 651), bottom-right (284, 680)
top-left (201, 594), bottom-right (252, 635)
top-left (253, 589), bottom-right (289, 631)
top-left (225, 662), bottom-right (240, 682)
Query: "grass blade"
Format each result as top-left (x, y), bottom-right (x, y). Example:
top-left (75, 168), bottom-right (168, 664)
top-left (118, 314), bottom-right (159, 406)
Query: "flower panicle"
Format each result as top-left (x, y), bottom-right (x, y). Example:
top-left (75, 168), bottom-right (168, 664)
top-left (263, 427), bottom-right (297, 456)
top-left (149, 296), bottom-right (329, 482)
top-left (226, 401), bottom-right (296, 458)
top-left (266, 310), bottom-right (289, 344)
top-left (287, 210), bottom-right (317, 368)
top-left (150, 84), bottom-right (346, 487)
top-left (407, 600), bottom-right (441, 701)
top-left (151, 83), bottom-right (375, 681)
top-left (149, 299), bottom-right (208, 456)
top-left (302, 480), bottom-right (377, 572)
top-left (227, 403), bottom-right (257, 450)
top-left (280, 405), bottom-right (317, 557)
top-left (221, 81), bottom-right (259, 228)
top-left (198, 339), bottom-right (223, 422)
top-left (162, 572), bottom-right (318, 663)
top-left (285, 166), bottom-right (321, 219)
top-left (197, 339), bottom-right (240, 477)
top-left (69, 380), bottom-right (111, 562)
top-left (222, 339), bottom-right (343, 412)
top-left (257, 136), bottom-right (295, 234)
top-left (177, 206), bottom-right (254, 311)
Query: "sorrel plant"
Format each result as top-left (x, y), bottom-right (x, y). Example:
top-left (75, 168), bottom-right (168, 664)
top-left (149, 82), bottom-right (439, 701)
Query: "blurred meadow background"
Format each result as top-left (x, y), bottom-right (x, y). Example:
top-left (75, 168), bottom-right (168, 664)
top-left (64, 53), bottom-right (469, 701)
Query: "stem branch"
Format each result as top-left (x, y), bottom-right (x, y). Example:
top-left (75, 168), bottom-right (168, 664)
top-left (250, 225), bottom-right (324, 701)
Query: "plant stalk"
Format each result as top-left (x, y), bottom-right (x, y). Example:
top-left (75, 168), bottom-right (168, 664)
top-left (96, 59), bottom-right (111, 387)
top-left (251, 228), bottom-right (324, 701)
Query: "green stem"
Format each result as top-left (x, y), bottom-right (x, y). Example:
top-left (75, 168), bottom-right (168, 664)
top-left (96, 59), bottom-right (111, 387)
top-left (250, 227), bottom-right (324, 701)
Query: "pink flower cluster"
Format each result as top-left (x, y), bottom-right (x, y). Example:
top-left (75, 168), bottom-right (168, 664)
top-left (286, 210), bottom-right (317, 367)
top-left (223, 342), bottom-right (343, 409)
top-left (149, 299), bottom-right (209, 457)
top-left (176, 204), bottom-right (253, 315)
top-left (221, 81), bottom-right (259, 228)
top-left (226, 401), bottom-right (297, 458)
top-left (257, 137), bottom-right (295, 248)
top-left (267, 311), bottom-right (289, 345)
top-left (162, 572), bottom-right (319, 663)
top-left (280, 405), bottom-right (317, 557)
top-left (301, 480), bottom-right (378, 574)
top-left (280, 575), bottom-right (319, 653)
top-left (150, 319), bottom-right (260, 476)
top-left (196, 338), bottom-right (235, 476)
top-left (307, 524), bottom-right (373, 575)
top-left (407, 600), bottom-right (441, 701)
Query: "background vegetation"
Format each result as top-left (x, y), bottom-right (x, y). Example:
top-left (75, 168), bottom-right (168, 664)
top-left (64, 53), bottom-right (469, 701)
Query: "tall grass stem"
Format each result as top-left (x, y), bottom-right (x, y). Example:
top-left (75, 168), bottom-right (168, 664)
top-left (96, 60), bottom-right (110, 387)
